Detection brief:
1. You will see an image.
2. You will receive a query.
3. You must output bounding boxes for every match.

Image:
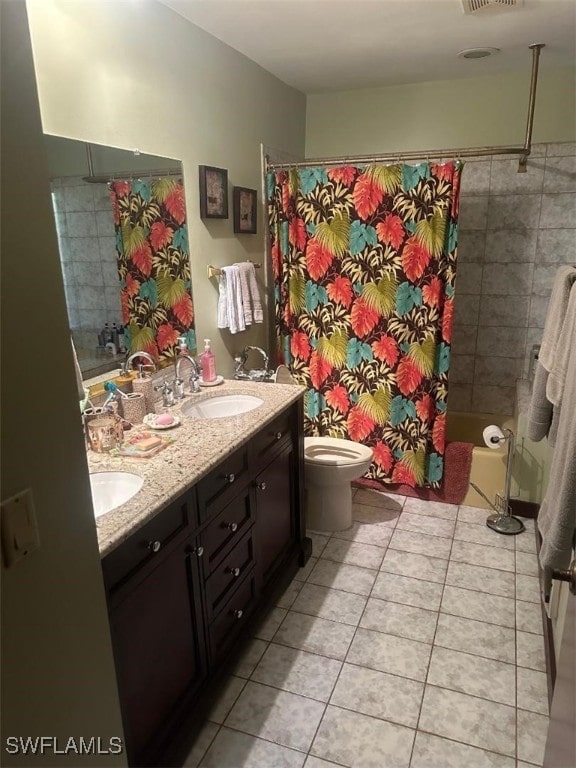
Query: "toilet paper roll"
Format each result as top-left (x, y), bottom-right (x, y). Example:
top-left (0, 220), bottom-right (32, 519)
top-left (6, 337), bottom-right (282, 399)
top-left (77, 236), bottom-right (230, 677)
top-left (483, 424), bottom-right (505, 449)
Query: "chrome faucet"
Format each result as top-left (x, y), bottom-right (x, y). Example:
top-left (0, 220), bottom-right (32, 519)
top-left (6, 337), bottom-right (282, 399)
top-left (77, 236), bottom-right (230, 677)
top-left (122, 350), bottom-right (156, 374)
top-left (176, 354), bottom-right (202, 394)
top-left (234, 346), bottom-right (273, 382)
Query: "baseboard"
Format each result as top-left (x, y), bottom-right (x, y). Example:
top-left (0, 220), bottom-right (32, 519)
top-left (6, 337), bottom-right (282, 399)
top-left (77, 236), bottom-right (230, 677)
top-left (509, 498), bottom-right (540, 519)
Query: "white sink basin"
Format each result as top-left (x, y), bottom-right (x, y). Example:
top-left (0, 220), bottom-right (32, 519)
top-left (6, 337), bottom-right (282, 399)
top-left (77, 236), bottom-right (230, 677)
top-left (90, 472), bottom-right (144, 519)
top-left (181, 394), bottom-right (263, 419)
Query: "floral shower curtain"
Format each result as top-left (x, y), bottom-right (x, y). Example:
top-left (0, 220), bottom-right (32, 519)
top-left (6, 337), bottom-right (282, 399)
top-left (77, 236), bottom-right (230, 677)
top-left (268, 161), bottom-right (462, 488)
top-left (110, 178), bottom-right (196, 362)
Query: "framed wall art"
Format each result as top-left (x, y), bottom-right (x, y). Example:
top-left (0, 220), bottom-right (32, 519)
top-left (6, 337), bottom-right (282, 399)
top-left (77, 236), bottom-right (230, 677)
top-left (199, 165), bottom-right (228, 219)
top-left (233, 186), bottom-right (257, 234)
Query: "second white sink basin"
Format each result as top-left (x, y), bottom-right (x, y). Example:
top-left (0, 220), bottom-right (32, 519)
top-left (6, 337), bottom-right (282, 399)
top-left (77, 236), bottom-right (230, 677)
top-left (181, 394), bottom-right (263, 419)
top-left (90, 471), bottom-right (144, 519)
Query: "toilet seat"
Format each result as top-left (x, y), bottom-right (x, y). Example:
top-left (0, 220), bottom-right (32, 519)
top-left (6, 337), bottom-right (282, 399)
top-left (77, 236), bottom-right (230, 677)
top-left (304, 436), bottom-right (373, 466)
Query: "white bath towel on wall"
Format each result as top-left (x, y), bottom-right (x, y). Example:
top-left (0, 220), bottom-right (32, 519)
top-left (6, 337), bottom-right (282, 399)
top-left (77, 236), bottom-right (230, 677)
top-left (538, 303), bottom-right (576, 595)
top-left (218, 265), bottom-right (246, 334)
top-left (527, 266), bottom-right (576, 442)
top-left (236, 261), bottom-right (263, 326)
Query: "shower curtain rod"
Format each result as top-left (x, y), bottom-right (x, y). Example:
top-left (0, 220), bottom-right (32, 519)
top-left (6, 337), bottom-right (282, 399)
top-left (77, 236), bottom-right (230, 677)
top-left (83, 168), bottom-right (182, 184)
top-left (82, 143), bottom-right (182, 183)
top-left (267, 44), bottom-right (544, 174)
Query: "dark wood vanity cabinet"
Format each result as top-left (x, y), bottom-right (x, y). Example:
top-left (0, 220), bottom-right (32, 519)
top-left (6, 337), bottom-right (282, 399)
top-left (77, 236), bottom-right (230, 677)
top-left (101, 399), bottom-right (305, 767)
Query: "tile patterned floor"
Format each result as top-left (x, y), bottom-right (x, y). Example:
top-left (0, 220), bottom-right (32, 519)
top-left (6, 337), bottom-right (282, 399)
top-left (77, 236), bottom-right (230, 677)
top-left (184, 490), bottom-right (549, 768)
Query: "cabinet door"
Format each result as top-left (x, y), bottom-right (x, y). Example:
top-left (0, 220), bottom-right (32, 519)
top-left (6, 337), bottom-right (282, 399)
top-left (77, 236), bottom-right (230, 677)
top-left (255, 444), bottom-right (296, 584)
top-left (108, 542), bottom-right (206, 766)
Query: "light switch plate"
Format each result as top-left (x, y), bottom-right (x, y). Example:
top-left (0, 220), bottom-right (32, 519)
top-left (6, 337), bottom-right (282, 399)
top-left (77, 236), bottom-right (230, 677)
top-left (1, 488), bottom-right (40, 567)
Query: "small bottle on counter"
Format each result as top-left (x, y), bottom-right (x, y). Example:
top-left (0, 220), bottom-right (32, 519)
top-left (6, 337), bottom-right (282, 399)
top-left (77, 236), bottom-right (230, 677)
top-left (200, 338), bottom-right (216, 382)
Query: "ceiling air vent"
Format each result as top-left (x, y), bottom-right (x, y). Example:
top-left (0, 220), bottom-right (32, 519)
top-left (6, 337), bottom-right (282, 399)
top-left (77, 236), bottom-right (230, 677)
top-left (462, 0), bottom-right (523, 13)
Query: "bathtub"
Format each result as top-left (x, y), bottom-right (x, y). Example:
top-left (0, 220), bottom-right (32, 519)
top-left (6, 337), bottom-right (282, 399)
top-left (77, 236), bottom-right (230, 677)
top-left (446, 411), bottom-right (515, 510)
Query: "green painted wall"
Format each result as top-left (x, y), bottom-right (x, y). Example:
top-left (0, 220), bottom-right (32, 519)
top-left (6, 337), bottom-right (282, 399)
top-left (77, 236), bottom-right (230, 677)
top-left (306, 67), bottom-right (576, 157)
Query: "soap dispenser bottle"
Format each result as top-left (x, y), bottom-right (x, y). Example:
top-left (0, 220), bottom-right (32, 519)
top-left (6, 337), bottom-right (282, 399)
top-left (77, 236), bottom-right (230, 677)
top-left (200, 339), bottom-right (216, 382)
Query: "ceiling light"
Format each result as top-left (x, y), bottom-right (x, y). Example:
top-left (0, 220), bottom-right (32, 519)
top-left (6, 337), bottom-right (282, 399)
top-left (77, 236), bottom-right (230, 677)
top-left (458, 47), bottom-right (501, 59)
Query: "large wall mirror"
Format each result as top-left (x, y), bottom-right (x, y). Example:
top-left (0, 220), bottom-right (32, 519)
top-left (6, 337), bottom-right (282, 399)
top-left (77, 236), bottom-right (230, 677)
top-left (45, 135), bottom-right (194, 379)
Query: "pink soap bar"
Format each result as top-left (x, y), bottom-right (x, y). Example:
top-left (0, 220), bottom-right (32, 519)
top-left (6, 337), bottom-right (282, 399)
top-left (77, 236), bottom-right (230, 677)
top-left (155, 413), bottom-right (175, 426)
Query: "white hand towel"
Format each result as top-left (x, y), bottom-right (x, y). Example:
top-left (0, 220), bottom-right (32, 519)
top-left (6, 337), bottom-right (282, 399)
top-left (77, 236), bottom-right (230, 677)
top-left (538, 265), bottom-right (576, 373)
top-left (236, 261), bottom-right (263, 325)
top-left (217, 271), bottom-right (228, 329)
top-left (236, 262), bottom-right (254, 326)
top-left (222, 265), bottom-right (245, 334)
top-left (547, 281), bottom-right (576, 407)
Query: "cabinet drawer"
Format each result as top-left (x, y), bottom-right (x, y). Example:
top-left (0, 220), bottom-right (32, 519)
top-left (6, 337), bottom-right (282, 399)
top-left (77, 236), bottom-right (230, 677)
top-left (205, 529), bottom-right (256, 622)
top-left (251, 409), bottom-right (292, 464)
top-left (209, 573), bottom-right (258, 663)
top-left (197, 447), bottom-right (249, 521)
top-left (102, 492), bottom-right (194, 593)
top-left (202, 484), bottom-right (253, 576)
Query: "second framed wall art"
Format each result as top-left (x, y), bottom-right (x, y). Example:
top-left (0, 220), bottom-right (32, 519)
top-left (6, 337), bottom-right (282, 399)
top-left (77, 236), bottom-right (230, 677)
top-left (233, 187), bottom-right (257, 234)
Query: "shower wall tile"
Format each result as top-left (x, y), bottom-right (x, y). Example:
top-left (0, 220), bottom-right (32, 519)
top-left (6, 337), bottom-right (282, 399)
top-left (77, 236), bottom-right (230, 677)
top-left (451, 325), bottom-right (477, 355)
top-left (478, 296), bottom-right (530, 327)
top-left (105, 287), bottom-right (122, 312)
top-left (448, 384), bottom-right (472, 412)
top-left (486, 194), bottom-right (541, 230)
top-left (99, 236), bottom-right (117, 261)
top-left (528, 296), bottom-right (549, 328)
top-left (66, 211), bottom-right (98, 238)
top-left (77, 285), bottom-right (106, 310)
top-left (543, 155), bottom-right (576, 193)
top-left (52, 177), bottom-right (122, 337)
top-left (458, 196), bottom-right (489, 231)
top-left (454, 294), bottom-right (480, 325)
top-left (73, 261), bottom-right (104, 287)
top-left (455, 262), bottom-right (483, 294)
top-left (456, 231), bottom-right (485, 262)
top-left (471, 385), bottom-right (515, 415)
top-left (96, 209), bottom-right (115, 237)
top-left (536, 229), bottom-right (576, 263)
top-left (460, 161), bottom-right (491, 196)
top-left (540, 193), bottom-right (576, 228)
top-left (481, 263), bottom-right (534, 296)
top-left (476, 326), bottom-right (526, 358)
top-left (490, 158), bottom-right (544, 195)
top-left (93, 185), bottom-right (114, 210)
top-left (473, 357), bottom-right (523, 387)
top-left (450, 355), bottom-right (475, 385)
top-left (69, 237), bottom-right (101, 262)
top-left (64, 184), bottom-right (95, 212)
top-left (484, 230), bottom-right (537, 263)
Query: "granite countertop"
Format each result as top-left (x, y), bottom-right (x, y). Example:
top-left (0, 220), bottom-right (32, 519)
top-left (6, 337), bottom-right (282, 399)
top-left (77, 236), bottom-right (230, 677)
top-left (89, 379), bottom-right (304, 557)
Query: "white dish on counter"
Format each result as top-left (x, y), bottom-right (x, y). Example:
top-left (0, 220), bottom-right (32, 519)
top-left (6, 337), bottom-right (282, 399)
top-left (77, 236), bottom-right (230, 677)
top-left (199, 375), bottom-right (224, 387)
top-left (142, 413), bottom-right (181, 430)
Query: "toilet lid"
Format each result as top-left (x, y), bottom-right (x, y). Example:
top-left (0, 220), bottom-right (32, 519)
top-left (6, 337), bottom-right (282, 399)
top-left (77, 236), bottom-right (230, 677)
top-left (304, 437), bottom-right (374, 466)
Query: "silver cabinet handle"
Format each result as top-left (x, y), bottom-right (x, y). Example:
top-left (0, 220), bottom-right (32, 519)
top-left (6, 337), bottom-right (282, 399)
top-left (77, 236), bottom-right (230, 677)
top-left (224, 521), bottom-right (238, 532)
top-left (275, 431), bottom-right (282, 440)
top-left (225, 473), bottom-right (235, 484)
top-left (257, 482), bottom-right (267, 491)
top-left (227, 566), bottom-right (241, 577)
top-left (233, 609), bottom-right (243, 620)
top-left (192, 545), bottom-right (204, 557)
top-left (148, 540), bottom-right (162, 553)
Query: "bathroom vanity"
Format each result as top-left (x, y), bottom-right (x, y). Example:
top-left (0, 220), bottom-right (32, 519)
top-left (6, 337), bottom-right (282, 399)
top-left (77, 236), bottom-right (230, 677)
top-left (90, 381), bottom-right (307, 767)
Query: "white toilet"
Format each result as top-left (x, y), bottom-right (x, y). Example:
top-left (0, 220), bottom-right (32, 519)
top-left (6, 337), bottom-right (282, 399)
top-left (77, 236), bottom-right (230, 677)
top-left (304, 436), bottom-right (374, 532)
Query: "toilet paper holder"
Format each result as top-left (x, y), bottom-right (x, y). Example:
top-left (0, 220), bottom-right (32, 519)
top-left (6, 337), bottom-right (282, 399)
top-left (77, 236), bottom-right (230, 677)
top-left (470, 425), bottom-right (525, 536)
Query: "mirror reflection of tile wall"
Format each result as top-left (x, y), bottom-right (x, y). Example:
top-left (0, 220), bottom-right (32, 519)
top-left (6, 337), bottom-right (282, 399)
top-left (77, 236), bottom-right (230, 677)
top-left (51, 176), bottom-right (120, 353)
